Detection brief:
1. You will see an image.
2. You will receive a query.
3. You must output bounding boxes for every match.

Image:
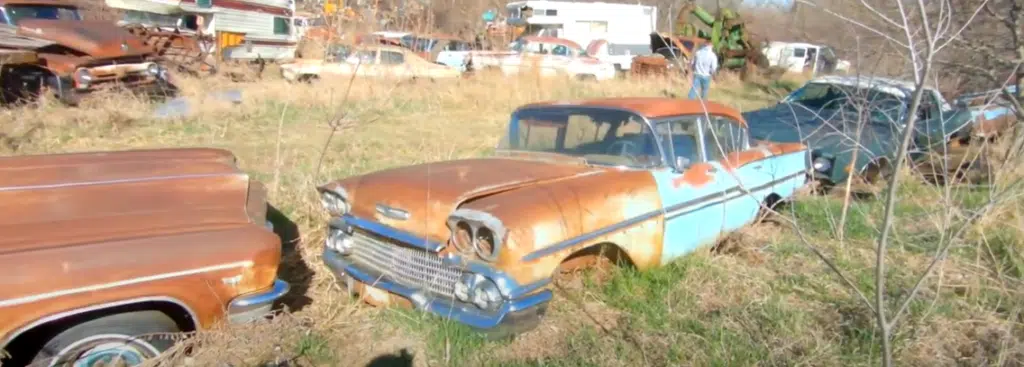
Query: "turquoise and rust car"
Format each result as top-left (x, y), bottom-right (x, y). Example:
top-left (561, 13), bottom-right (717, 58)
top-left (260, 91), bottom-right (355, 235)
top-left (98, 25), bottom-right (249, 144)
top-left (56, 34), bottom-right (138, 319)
top-left (743, 75), bottom-right (975, 188)
top-left (318, 97), bottom-right (809, 336)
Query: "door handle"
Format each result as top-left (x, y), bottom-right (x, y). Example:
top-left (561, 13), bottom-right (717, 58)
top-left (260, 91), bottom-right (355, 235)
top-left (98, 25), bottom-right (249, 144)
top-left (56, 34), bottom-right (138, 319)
top-left (753, 165), bottom-right (763, 170)
top-left (706, 167), bottom-right (718, 174)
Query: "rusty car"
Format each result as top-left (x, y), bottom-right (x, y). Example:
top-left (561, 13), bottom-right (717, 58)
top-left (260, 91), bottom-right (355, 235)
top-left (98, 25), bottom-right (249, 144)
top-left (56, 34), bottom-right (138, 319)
top-left (318, 97), bottom-right (809, 336)
top-left (280, 43), bottom-right (462, 82)
top-left (0, 148), bottom-right (289, 366)
top-left (952, 85), bottom-right (1018, 140)
top-left (0, 0), bottom-right (174, 105)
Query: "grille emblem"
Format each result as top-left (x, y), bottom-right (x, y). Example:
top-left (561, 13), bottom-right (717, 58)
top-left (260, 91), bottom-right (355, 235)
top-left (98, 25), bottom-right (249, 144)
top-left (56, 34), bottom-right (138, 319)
top-left (376, 203), bottom-right (410, 220)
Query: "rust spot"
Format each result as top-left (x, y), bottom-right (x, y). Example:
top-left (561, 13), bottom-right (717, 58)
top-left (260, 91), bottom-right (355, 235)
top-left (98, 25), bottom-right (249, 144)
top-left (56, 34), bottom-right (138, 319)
top-left (672, 162), bottom-right (715, 188)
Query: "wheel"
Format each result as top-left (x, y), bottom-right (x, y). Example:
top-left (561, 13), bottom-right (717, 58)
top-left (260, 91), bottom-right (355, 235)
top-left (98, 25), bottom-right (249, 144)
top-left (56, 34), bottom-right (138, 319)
top-left (30, 311), bottom-right (179, 367)
top-left (576, 74), bottom-right (597, 82)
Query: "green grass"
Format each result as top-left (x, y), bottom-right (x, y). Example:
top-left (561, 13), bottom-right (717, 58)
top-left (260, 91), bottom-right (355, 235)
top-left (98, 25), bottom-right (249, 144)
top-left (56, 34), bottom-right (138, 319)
top-left (3, 73), bottom-right (1022, 366)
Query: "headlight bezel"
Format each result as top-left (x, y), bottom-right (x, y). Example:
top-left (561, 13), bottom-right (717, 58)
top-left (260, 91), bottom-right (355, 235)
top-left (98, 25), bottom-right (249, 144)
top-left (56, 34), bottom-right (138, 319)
top-left (812, 156), bottom-right (833, 173)
top-left (445, 209), bottom-right (507, 263)
top-left (318, 187), bottom-right (350, 216)
top-left (455, 273), bottom-right (503, 310)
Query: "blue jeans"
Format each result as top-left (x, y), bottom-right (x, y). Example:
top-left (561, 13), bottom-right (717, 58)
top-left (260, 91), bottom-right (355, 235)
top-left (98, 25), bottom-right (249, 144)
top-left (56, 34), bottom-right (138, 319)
top-left (688, 74), bottom-right (711, 100)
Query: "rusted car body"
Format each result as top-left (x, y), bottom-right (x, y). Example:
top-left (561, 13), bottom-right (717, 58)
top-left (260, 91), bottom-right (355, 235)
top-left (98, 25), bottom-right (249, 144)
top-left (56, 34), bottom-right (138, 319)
top-left (319, 98), bottom-right (809, 335)
top-left (953, 85), bottom-right (1018, 139)
top-left (0, 0), bottom-right (173, 104)
top-left (631, 33), bottom-right (706, 77)
top-left (0, 148), bottom-right (288, 366)
top-left (280, 44), bottom-right (462, 82)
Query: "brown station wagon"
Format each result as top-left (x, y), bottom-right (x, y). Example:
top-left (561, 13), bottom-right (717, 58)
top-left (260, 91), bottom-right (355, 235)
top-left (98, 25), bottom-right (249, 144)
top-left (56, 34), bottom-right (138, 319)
top-left (0, 148), bottom-right (288, 366)
top-left (319, 97), bottom-right (808, 337)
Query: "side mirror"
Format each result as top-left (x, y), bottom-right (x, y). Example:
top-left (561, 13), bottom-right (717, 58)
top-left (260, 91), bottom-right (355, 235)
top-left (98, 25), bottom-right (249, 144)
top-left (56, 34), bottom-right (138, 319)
top-left (675, 156), bottom-right (691, 171)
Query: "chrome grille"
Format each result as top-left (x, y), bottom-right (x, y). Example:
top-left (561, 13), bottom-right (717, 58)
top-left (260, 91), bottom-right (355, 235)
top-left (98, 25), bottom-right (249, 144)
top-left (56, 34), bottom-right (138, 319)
top-left (349, 230), bottom-right (461, 298)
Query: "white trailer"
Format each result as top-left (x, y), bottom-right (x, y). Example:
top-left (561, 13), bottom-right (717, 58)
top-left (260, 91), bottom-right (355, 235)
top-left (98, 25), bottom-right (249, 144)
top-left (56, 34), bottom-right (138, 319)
top-left (106, 0), bottom-right (302, 62)
top-left (504, 0), bottom-right (656, 70)
top-left (761, 41), bottom-right (851, 76)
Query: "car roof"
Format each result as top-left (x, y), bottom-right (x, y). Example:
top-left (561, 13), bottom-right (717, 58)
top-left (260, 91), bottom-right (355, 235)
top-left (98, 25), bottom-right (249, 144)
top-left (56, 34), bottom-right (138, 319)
top-left (807, 75), bottom-right (937, 100)
top-left (517, 97), bottom-right (747, 126)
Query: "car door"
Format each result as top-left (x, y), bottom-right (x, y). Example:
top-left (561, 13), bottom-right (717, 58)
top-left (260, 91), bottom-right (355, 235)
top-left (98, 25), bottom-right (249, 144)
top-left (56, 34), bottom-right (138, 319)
top-left (703, 116), bottom-right (768, 232)
top-left (649, 115), bottom-right (731, 265)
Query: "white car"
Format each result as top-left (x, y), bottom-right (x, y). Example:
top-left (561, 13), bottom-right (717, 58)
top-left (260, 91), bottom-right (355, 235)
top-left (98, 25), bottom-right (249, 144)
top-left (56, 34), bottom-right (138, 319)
top-left (457, 36), bottom-right (617, 81)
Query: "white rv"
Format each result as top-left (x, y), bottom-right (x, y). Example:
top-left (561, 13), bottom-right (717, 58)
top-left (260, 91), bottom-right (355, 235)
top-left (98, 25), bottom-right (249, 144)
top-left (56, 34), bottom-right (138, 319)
top-left (504, 0), bottom-right (656, 70)
top-left (106, 0), bottom-right (303, 62)
top-left (761, 41), bottom-right (851, 75)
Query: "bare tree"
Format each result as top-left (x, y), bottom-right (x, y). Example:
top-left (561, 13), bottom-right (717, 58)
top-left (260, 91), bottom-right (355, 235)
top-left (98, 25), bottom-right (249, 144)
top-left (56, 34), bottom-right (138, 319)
top-left (789, 0), bottom-right (1014, 365)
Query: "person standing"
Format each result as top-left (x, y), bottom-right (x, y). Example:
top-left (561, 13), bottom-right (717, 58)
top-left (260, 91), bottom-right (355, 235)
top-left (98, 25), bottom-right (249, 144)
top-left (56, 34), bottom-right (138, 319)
top-left (688, 43), bottom-right (719, 100)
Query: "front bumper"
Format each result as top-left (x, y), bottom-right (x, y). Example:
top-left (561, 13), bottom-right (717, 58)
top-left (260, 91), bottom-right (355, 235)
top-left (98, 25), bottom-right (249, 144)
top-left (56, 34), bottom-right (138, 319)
top-left (323, 249), bottom-right (551, 330)
top-left (321, 215), bottom-right (553, 330)
top-left (226, 279), bottom-right (290, 323)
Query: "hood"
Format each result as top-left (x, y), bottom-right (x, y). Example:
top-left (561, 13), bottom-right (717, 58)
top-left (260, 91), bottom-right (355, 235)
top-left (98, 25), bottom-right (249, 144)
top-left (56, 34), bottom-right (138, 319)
top-left (17, 19), bottom-right (152, 58)
top-left (0, 148), bottom-right (253, 254)
top-left (320, 157), bottom-right (599, 242)
top-left (743, 102), bottom-right (900, 158)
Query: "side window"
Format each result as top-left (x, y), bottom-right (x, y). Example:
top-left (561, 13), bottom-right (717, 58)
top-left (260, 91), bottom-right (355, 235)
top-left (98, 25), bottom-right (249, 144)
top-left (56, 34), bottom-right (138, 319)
top-left (656, 116), bottom-right (703, 169)
top-left (703, 117), bottom-right (748, 162)
top-left (380, 51), bottom-right (405, 65)
top-left (273, 17), bottom-right (290, 35)
top-left (792, 47), bottom-right (806, 58)
top-left (552, 45), bottom-right (569, 56)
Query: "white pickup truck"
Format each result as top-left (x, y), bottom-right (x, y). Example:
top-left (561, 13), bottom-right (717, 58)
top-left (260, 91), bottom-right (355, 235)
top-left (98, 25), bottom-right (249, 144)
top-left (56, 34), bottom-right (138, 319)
top-left (436, 36), bottom-right (617, 81)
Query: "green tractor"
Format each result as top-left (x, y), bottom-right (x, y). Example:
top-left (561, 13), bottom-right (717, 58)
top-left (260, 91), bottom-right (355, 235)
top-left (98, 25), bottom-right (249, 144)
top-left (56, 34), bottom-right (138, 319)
top-left (673, 2), bottom-right (775, 79)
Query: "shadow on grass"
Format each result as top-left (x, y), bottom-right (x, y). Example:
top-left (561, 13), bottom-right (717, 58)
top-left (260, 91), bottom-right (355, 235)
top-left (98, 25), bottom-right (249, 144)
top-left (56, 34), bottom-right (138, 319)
top-left (365, 349), bottom-right (415, 367)
top-left (268, 203), bottom-right (314, 312)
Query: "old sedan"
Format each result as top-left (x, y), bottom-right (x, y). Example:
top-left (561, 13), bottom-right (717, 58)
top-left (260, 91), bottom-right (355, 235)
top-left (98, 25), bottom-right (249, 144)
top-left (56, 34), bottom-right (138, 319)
top-left (281, 44), bottom-right (463, 82)
top-left (318, 98), bottom-right (808, 336)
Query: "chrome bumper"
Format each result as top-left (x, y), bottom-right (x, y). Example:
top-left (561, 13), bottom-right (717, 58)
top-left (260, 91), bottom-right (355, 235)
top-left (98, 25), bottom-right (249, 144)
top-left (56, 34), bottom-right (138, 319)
top-left (322, 247), bottom-right (552, 330)
top-left (226, 279), bottom-right (290, 324)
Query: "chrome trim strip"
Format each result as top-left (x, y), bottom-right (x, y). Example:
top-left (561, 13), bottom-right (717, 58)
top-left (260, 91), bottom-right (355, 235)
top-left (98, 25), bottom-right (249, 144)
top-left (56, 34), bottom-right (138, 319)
top-left (322, 249), bottom-right (551, 330)
top-left (0, 296), bottom-right (200, 351)
top-left (0, 261), bottom-right (253, 308)
top-left (522, 169), bottom-right (807, 262)
top-left (0, 173), bottom-right (235, 192)
top-left (343, 215), bottom-right (445, 252)
top-left (228, 279), bottom-right (290, 309)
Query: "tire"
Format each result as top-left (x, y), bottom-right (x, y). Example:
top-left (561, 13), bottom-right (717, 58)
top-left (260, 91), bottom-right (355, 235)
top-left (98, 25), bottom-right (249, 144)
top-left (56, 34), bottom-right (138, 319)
top-left (30, 311), bottom-right (180, 367)
top-left (576, 74), bottom-right (597, 82)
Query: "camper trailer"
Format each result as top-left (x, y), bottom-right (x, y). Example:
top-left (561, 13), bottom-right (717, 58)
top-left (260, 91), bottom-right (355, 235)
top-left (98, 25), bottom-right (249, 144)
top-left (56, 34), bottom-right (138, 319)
top-left (106, 0), bottom-right (302, 61)
top-left (504, 0), bottom-right (656, 70)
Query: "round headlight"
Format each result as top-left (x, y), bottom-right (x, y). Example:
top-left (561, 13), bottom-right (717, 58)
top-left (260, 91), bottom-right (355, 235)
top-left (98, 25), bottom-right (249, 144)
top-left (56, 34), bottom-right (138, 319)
top-left (474, 227), bottom-right (499, 262)
top-left (147, 63), bottom-right (160, 76)
top-left (326, 228), bottom-right (353, 254)
top-left (812, 157), bottom-right (833, 172)
top-left (320, 191), bottom-right (349, 216)
top-left (454, 273), bottom-right (475, 302)
top-left (451, 221), bottom-right (474, 255)
top-left (470, 277), bottom-right (502, 310)
top-left (74, 68), bottom-right (92, 86)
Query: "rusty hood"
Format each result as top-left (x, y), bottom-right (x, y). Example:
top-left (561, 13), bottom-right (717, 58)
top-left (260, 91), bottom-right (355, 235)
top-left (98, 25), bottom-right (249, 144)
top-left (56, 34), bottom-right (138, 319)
top-left (318, 158), bottom-right (600, 242)
top-left (0, 148), bottom-right (254, 254)
top-left (17, 19), bottom-right (152, 58)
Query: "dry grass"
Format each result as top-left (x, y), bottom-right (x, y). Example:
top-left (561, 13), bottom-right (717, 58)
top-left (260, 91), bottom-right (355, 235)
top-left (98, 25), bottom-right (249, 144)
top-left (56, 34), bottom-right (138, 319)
top-left (3, 70), bottom-right (1023, 366)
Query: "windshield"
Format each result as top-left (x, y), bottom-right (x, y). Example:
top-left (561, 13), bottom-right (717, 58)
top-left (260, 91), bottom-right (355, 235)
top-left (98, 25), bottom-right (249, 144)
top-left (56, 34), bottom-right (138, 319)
top-left (6, 4), bottom-right (81, 24)
top-left (497, 107), bottom-right (663, 168)
top-left (786, 82), bottom-right (905, 124)
top-left (325, 44), bottom-right (352, 61)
